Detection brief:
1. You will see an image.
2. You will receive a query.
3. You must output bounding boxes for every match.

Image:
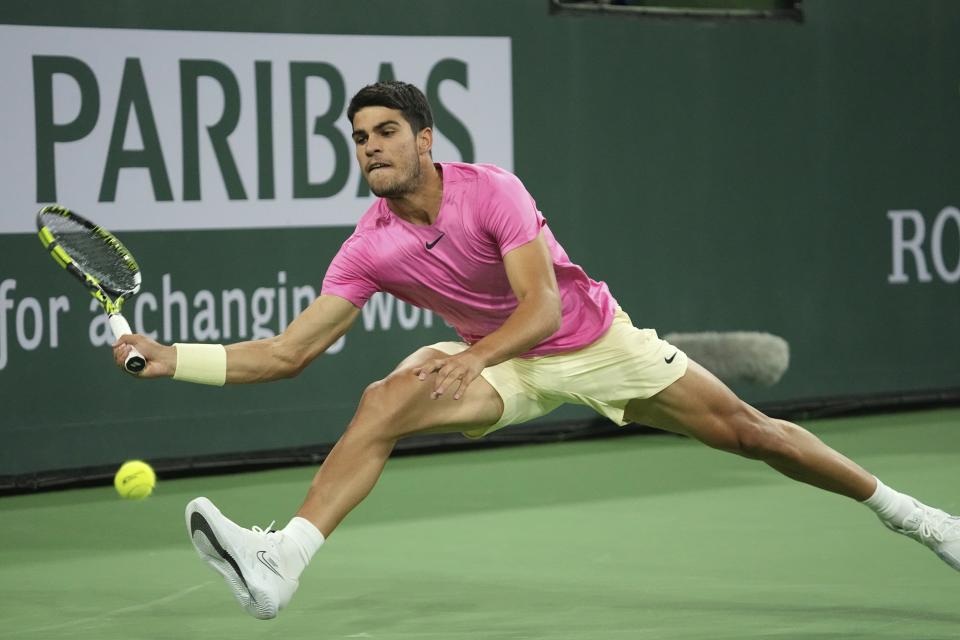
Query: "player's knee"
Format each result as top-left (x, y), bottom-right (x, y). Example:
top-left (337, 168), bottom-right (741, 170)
top-left (730, 409), bottom-right (795, 461)
top-left (360, 376), bottom-right (386, 400)
top-left (354, 372), bottom-right (421, 438)
top-left (357, 376), bottom-right (401, 421)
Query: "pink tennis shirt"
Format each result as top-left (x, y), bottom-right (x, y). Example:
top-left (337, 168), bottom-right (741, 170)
top-left (322, 162), bottom-right (617, 357)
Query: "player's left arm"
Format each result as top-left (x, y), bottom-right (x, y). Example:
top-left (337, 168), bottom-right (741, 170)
top-left (414, 230), bottom-right (561, 400)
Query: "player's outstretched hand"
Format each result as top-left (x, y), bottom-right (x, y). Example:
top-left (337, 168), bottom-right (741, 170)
top-left (112, 334), bottom-right (176, 378)
top-left (413, 351), bottom-right (486, 400)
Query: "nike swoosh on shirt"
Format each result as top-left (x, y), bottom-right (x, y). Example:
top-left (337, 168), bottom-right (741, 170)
top-left (665, 352), bottom-right (678, 364)
top-left (426, 233), bottom-right (445, 250)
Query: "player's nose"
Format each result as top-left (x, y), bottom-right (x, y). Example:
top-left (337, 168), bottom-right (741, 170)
top-left (364, 136), bottom-right (383, 155)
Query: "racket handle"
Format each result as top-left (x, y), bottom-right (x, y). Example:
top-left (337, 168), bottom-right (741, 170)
top-left (108, 313), bottom-right (147, 374)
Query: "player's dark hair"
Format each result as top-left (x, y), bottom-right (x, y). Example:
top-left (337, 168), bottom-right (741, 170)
top-left (347, 81), bottom-right (434, 134)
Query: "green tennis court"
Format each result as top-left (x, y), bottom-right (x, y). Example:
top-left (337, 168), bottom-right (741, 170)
top-left (3, 407), bottom-right (959, 639)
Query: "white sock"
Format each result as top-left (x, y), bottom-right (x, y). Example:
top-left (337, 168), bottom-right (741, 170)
top-left (862, 477), bottom-right (919, 528)
top-left (281, 517), bottom-right (325, 578)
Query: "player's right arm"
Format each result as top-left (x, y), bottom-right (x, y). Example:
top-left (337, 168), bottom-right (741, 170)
top-left (112, 294), bottom-right (359, 383)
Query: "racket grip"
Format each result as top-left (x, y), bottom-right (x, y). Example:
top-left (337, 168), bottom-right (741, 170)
top-left (108, 313), bottom-right (147, 374)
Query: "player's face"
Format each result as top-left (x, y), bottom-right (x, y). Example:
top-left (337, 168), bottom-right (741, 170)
top-left (351, 106), bottom-right (424, 198)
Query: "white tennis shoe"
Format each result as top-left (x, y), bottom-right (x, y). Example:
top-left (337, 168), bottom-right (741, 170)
top-left (185, 497), bottom-right (299, 619)
top-left (883, 501), bottom-right (960, 571)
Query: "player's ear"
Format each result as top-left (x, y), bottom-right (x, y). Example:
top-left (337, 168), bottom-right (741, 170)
top-left (417, 127), bottom-right (433, 156)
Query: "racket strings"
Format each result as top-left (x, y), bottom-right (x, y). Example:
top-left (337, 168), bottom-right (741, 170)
top-left (40, 213), bottom-right (139, 294)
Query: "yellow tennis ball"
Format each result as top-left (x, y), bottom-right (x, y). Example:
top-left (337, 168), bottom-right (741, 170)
top-left (114, 460), bottom-right (156, 500)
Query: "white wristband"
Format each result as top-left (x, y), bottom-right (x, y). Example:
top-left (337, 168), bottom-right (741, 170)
top-left (173, 343), bottom-right (227, 386)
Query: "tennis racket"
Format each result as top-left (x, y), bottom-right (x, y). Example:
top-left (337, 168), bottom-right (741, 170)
top-left (36, 204), bottom-right (146, 374)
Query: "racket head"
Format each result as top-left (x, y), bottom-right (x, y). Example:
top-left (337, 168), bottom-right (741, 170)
top-left (36, 205), bottom-right (141, 311)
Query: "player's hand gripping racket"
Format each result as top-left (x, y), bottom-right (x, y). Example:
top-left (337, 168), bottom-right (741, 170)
top-left (36, 204), bottom-right (146, 374)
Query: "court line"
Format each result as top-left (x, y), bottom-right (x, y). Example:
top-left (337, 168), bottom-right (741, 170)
top-left (2, 582), bottom-right (210, 637)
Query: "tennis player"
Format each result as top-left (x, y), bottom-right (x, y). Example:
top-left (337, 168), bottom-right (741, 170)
top-left (114, 81), bottom-right (960, 620)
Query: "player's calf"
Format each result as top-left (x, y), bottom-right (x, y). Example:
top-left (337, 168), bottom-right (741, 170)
top-left (684, 403), bottom-right (811, 472)
top-left (734, 415), bottom-right (960, 572)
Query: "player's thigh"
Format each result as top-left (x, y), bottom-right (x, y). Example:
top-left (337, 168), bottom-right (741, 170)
top-left (623, 359), bottom-right (763, 452)
top-left (391, 345), bottom-right (448, 373)
top-left (363, 347), bottom-right (504, 436)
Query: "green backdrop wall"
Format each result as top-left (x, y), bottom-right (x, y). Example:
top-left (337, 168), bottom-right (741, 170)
top-left (1, 0), bottom-right (958, 478)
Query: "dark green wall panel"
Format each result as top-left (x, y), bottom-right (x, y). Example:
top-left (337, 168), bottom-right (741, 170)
top-left (1, 0), bottom-right (958, 475)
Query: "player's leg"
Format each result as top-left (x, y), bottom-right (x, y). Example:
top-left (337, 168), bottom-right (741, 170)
top-left (295, 345), bottom-right (505, 536)
top-left (624, 360), bottom-right (875, 499)
top-left (187, 345), bottom-right (505, 618)
top-left (624, 360), bottom-right (960, 570)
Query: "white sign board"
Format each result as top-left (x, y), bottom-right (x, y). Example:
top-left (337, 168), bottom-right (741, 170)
top-left (0, 25), bottom-right (513, 232)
